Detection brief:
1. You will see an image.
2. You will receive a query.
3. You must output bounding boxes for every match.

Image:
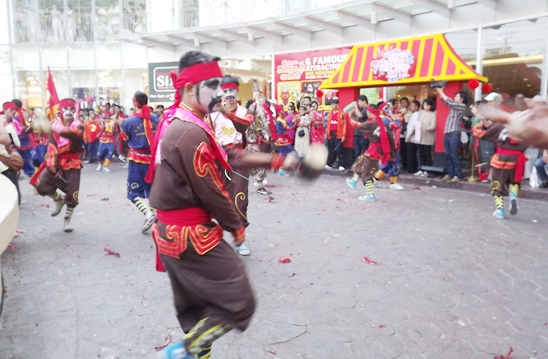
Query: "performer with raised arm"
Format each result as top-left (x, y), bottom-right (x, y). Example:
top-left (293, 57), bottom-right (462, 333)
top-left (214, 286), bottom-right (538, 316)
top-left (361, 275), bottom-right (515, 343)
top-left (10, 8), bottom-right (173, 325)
top-left (30, 99), bottom-right (84, 232)
top-left (120, 91), bottom-right (159, 233)
top-left (148, 51), bottom-right (302, 359)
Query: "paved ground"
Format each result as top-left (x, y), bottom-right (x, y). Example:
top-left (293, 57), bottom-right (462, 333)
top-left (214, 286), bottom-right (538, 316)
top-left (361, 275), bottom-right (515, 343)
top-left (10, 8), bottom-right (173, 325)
top-left (1, 162), bottom-right (548, 359)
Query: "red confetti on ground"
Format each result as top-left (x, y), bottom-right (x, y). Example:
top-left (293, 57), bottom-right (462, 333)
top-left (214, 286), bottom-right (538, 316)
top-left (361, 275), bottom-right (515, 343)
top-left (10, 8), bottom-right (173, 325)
top-left (543, 321), bottom-right (547, 325)
top-left (154, 334), bottom-right (172, 351)
top-left (493, 347), bottom-right (514, 359)
top-left (77, 255), bottom-right (82, 259)
top-left (412, 186), bottom-right (421, 190)
top-left (265, 185), bottom-right (283, 188)
top-left (361, 206), bottom-right (367, 210)
top-left (265, 196), bottom-right (277, 203)
top-left (39, 204), bottom-right (50, 208)
top-left (104, 245), bottom-right (120, 258)
top-left (269, 243), bottom-right (278, 247)
top-left (101, 197), bottom-right (109, 201)
top-left (278, 256), bottom-right (291, 263)
top-left (379, 324), bottom-right (386, 328)
top-left (266, 349), bottom-right (277, 354)
top-left (328, 269), bottom-right (333, 273)
top-left (7, 243), bottom-right (17, 249)
top-left (364, 256), bottom-right (380, 265)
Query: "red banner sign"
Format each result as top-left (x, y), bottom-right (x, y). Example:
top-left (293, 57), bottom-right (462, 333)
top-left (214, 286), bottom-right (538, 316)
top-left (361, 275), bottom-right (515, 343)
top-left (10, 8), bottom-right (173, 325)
top-left (274, 47), bottom-right (352, 109)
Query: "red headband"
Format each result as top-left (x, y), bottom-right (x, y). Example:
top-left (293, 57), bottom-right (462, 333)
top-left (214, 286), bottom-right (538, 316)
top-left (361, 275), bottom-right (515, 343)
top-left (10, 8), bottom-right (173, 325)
top-left (59, 99), bottom-right (76, 109)
top-left (221, 83), bottom-right (238, 90)
top-left (170, 61), bottom-right (223, 108)
top-left (2, 102), bottom-right (16, 111)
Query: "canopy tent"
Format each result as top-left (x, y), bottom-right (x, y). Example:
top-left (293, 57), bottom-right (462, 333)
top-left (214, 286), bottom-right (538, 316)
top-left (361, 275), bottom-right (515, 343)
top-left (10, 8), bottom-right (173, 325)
top-left (321, 33), bottom-right (487, 90)
top-left (319, 33), bottom-right (489, 171)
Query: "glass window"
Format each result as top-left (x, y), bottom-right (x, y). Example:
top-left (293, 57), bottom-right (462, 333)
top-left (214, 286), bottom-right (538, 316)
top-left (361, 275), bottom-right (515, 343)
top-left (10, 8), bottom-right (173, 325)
top-left (445, 29), bottom-right (478, 62)
top-left (68, 44), bottom-right (96, 109)
top-left (71, 0), bottom-right (93, 42)
top-left (12, 44), bottom-right (42, 106)
top-left (97, 69), bottom-right (122, 105)
top-left (482, 17), bottom-right (547, 106)
top-left (41, 45), bottom-right (70, 99)
top-left (122, 0), bottom-right (147, 34)
top-left (179, 0), bottom-right (199, 28)
top-left (122, 68), bottom-right (147, 108)
top-left (0, 46), bottom-right (13, 101)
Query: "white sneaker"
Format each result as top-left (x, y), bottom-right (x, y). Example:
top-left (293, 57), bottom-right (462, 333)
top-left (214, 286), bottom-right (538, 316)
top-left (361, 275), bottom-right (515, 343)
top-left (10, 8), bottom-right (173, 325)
top-left (325, 165), bottom-right (331, 169)
top-left (101, 166), bottom-right (111, 173)
top-left (263, 178), bottom-right (268, 186)
top-left (338, 166), bottom-right (345, 171)
top-left (96, 164), bottom-right (102, 171)
top-left (421, 172), bottom-right (428, 177)
top-left (237, 244), bottom-right (251, 256)
top-left (118, 154), bottom-right (127, 163)
top-left (142, 213), bottom-right (156, 233)
top-left (414, 170), bottom-right (423, 176)
top-left (123, 163), bottom-right (129, 168)
top-left (389, 183), bottom-right (404, 191)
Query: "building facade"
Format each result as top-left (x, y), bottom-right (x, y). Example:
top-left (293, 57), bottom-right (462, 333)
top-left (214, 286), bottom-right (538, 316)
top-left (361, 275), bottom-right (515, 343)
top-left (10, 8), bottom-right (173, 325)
top-left (0, 0), bottom-right (547, 109)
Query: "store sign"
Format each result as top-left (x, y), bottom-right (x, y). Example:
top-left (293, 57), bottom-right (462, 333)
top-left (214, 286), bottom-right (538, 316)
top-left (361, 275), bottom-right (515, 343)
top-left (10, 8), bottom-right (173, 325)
top-left (371, 48), bottom-right (415, 82)
top-left (274, 47), bottom-right (352, 108)
top-left (148, 62), bottom-right (178, 103)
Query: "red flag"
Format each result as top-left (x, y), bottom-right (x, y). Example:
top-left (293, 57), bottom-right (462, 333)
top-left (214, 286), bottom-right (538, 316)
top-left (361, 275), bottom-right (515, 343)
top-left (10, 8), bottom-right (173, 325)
top-left (46, 67), bottom-right (59, 119)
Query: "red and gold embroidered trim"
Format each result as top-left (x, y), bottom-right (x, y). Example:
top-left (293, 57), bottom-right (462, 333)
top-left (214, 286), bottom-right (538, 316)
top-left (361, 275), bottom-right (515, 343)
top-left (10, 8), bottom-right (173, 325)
top-left (490, 154), bottom-right (517, 170)
top-left (46, 143), bottom-right (57, 168)
top-left (193, 141), bottom-right (227, 195)
top-left (153, 223), bottom-right (223, 258)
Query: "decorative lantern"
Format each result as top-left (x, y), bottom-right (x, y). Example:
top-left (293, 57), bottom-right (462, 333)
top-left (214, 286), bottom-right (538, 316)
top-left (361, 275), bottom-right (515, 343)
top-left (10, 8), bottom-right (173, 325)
top-left (467, 79), bottom-right (479, 90)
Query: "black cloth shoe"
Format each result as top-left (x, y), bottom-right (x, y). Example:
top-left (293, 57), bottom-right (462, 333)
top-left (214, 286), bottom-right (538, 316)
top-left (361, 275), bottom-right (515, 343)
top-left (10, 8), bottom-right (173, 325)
top-left (257, 187), bottom-right (272, 195)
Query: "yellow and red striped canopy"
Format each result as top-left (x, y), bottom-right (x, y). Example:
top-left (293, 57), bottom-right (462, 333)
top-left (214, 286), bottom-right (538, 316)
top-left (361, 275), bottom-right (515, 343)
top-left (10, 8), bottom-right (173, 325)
top-left (321, 33), bottom-right (487, 89)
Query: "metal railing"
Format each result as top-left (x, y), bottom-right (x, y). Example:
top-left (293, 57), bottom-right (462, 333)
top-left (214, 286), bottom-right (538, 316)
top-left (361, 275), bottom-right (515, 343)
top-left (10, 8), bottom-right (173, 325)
top-left (179, 8), bottom-right (199, 28)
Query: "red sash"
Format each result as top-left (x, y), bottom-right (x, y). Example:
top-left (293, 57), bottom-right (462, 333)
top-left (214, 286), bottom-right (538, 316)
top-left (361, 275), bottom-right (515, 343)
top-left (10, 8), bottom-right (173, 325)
top-left (153, 207), bottom-right (216, 272)
top-left (496, 147), bottom-right (526, 182)
top-left (156, 207), bottom-right (212, 225)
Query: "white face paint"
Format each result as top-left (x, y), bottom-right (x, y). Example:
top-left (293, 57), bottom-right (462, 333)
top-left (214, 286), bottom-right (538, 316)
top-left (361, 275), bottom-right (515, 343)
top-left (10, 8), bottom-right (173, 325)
top-left (194, 77), bottom-right (224, 114)
top-left (223, 87), bottom-right (239, 104)
top-left (61, 106), bottom-right (75, 124)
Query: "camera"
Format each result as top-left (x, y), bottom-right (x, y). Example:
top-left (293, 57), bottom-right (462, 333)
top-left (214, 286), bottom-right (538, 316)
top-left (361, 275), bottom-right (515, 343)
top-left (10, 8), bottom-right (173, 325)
top-left (429, 80), bottom-right (447, 89)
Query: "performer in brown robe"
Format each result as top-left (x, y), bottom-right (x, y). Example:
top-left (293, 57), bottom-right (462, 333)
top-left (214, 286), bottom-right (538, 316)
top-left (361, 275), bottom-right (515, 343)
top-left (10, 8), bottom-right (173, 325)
top-left (148, 51), bottom-right (295, 359)
top-left (472, 118), bottom-right (528, 219)
top-left (30, 99), bottom-right (84, 232)
top-left (345, 104), bottom-right (396, 201)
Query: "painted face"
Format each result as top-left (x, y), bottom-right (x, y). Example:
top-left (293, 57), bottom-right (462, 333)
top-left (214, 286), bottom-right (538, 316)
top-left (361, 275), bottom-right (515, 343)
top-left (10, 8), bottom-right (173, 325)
top-left (194, 77), bottom-right (224, 114)
top-left (223, 86), bottom-right (239, 104)
top-left (61, 106), bottom-right (75, 122)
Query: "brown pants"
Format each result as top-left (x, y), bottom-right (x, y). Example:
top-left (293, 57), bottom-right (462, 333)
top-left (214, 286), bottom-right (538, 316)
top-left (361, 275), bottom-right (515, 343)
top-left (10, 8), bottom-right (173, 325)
top-left (222, 167), bottom-right (250, 227)
top-left (36, 168), bottom-right (81, 208)
top-left (491, 167), bottom-right (520, 197)
top-left (351, 155), bottom-right (379, 184)
top-left (161, 241), bottom-right (256, 352)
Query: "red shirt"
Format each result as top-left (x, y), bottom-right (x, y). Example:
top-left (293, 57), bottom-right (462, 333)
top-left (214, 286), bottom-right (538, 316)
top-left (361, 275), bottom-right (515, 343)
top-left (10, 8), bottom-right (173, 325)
top-left (329, 111), bottom-right (339, 132)
top-left (84, 120), bottom-right (101, 142)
